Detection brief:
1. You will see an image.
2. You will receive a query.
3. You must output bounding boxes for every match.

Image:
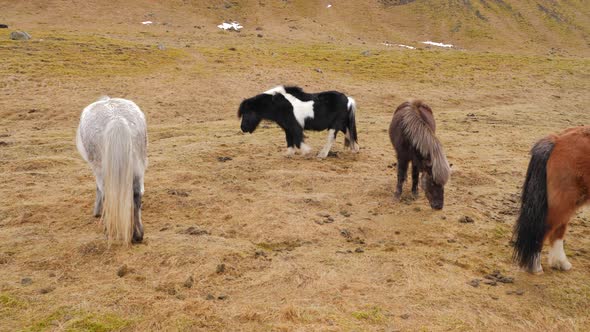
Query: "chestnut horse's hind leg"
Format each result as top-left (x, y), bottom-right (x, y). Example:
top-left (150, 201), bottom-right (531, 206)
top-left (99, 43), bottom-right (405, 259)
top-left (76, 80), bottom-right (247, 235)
top-left (545, 188), bottom-right (577, 271)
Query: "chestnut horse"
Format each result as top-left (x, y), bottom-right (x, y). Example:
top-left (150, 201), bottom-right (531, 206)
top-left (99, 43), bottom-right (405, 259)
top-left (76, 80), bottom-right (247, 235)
top-left (513, 126), bottom-right (590, 273)
top-left (389, 100), bottom-right (451, 209)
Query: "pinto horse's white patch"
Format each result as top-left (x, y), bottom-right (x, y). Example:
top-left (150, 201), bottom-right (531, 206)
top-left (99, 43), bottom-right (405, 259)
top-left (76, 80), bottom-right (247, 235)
top-left (264, 86), bottom-right (314, 128)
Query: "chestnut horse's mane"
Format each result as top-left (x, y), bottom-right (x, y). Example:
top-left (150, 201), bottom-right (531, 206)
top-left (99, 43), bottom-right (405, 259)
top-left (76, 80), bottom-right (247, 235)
top-left (397, 100), bottom-right (451, 185)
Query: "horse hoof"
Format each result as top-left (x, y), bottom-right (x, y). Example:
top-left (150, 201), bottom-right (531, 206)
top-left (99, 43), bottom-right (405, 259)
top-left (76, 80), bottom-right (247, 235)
top-left (550, 260), bottom-right (572, 271)
top-left (316, 151), bottom-right (328, 159)
top-left (284, 147), bottom-right (295, 157)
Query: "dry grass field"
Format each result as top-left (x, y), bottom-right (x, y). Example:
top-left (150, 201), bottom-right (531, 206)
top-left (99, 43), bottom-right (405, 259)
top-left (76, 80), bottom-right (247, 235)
top-left (1, 1), bottom-right (589, 331)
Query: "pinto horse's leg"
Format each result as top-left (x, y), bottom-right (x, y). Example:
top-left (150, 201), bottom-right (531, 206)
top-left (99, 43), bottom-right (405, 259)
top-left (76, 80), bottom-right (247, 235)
top-left (344, 129), bottom-right (351, 148)
top-left (395, 157), bottom-right (410, 200)
top-left (284, 131), bottom-right (295, 157)
top-left (132, 176), bottom-right (144, 244)
top-left (318, 129), bottom-right (337, 159)
top-left (411, 164), bottom-right (419, 198)
top-left (291, 127), bottom-right (311, 155)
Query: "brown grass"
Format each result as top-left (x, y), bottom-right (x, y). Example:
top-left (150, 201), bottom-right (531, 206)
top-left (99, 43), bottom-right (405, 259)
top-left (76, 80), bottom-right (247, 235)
top-left (1, 1), bottom-right (590, 331)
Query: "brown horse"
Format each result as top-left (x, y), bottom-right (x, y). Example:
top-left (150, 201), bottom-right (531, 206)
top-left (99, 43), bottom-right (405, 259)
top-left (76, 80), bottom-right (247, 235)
top-left (513, 126), bottom-right (590, 273)
top-left (389, 100), bottom-right (451, 209)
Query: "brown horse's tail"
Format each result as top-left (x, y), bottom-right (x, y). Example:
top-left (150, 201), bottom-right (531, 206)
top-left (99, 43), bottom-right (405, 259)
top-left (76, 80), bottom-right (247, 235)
top-left (512, 136), bottom-right (555, 271)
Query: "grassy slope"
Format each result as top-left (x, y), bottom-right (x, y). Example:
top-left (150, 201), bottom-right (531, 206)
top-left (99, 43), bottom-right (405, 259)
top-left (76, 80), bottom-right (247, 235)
top-left (0, 0), bottom-right (589, 331)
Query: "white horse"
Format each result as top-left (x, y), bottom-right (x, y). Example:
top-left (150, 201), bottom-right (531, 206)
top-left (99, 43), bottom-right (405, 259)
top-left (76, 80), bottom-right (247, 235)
top-left (76, 96), bottom-right (148, 245)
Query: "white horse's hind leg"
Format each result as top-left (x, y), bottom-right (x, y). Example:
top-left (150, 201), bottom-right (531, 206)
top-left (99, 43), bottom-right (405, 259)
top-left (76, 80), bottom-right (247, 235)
top-left (93, 171), bottom-right (104, 217)
top-left (548, 239), bottom-right (572, 271)
top-left (93, 186), bottom-right (103, 217)
top-left (318, 129), bottom-right (336, 158)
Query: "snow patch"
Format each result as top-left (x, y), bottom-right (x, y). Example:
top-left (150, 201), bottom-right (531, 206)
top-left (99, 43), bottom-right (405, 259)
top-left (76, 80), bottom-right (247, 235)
top-left (422, 41), bottom-right (454, 48)
top-left (218, 22), bottom-right (243, 31)
top-left (382, 42), bottom-right (416, 50)
top-left (141, 21), bottom-right (153, 25)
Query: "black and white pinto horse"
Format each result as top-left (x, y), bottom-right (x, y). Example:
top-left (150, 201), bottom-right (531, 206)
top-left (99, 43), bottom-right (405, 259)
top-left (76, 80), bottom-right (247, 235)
top-left (238, 86), bottom-right (359, 158)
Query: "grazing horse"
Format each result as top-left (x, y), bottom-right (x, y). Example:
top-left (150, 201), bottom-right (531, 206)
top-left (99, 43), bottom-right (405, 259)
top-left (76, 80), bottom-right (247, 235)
top-left (238, 85), bottom-right (359, 158)
top-left (513, 126), bottom-right (590, 273)
top-left (76, 96), bottom-right (148, 245)
top-left (388, 100), bottom-right (451, 210)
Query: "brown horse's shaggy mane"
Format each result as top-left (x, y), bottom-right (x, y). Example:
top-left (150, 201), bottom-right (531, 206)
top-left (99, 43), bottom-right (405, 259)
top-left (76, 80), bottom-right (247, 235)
top-left (397, 100), bottom-right (451, 185)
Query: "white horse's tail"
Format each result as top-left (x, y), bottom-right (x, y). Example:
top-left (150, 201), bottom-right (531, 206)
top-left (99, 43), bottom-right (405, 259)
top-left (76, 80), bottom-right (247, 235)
top-left (102, 119), bottom-right (134, 245)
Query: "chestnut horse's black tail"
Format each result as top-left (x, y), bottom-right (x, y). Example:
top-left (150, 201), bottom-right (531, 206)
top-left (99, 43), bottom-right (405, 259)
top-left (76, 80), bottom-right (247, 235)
top-left (513, 136), bottom-right (555, 271)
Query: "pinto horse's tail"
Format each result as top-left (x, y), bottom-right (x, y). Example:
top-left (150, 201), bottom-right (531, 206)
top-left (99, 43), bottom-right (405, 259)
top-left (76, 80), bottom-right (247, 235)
top-left (102, 118), bottom-right (135, 246)
top-left (345, 97), bottom-right (360, 152)
top-left (513, 136), bottom-right (555, 272)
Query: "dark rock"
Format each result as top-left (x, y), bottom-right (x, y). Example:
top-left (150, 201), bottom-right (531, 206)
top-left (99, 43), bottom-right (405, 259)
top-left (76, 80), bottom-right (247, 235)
top-left (216, 264), bottom-right (226, 274)
top-left (218, 294), bottom-right (228, 300)
top-left (117, 265), bottom-right (129, 277)
top-left (459, 216), bottom-right (474, 223)
top-left (467, 279), bottom-right (480, 287)
top-left (168, 189), bottom-right (189, 197)
top-left (182, 226), bottom-right (209, 236)
top-left (39, 286), bottom-right (55, 294)
top-left (400, 313), bottom-right (410, 319)
top-left (206, 294), bottom-right (215, 300)
top-left (0, 24), bottom-right (8, 29)
top-left (183, 276), bottom-right (194, 288)
top-left (217, 156), bottom-right (232, 162)
top-left (21, 277), bottom-right (33, 285)
top-left (355, 247), bottom-right (364, 253)
top-left (257, 34), bottom-right (263, 38)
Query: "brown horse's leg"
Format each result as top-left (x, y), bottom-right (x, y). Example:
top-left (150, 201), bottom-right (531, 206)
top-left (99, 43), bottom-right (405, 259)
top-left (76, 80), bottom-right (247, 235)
top-left (411, 164), bottom-right (419, 198)
top-left (395, 157), bottom-right (410, 200)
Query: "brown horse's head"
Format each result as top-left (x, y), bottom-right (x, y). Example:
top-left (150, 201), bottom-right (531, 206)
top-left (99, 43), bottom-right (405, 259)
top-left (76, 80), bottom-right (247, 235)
top-left (421, 161), bottom-right (445, 210)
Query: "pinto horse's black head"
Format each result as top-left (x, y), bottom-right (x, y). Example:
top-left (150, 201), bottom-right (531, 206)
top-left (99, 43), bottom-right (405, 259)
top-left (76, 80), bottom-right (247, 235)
top-left (238, 94), bottom-right (273, 133)
top-left (421, 163), bottom-right (445, 210)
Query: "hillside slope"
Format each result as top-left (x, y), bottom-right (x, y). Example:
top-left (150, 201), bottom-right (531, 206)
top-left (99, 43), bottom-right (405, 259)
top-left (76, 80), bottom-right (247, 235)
top-left (1, 0), bottom-right (589, 55)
